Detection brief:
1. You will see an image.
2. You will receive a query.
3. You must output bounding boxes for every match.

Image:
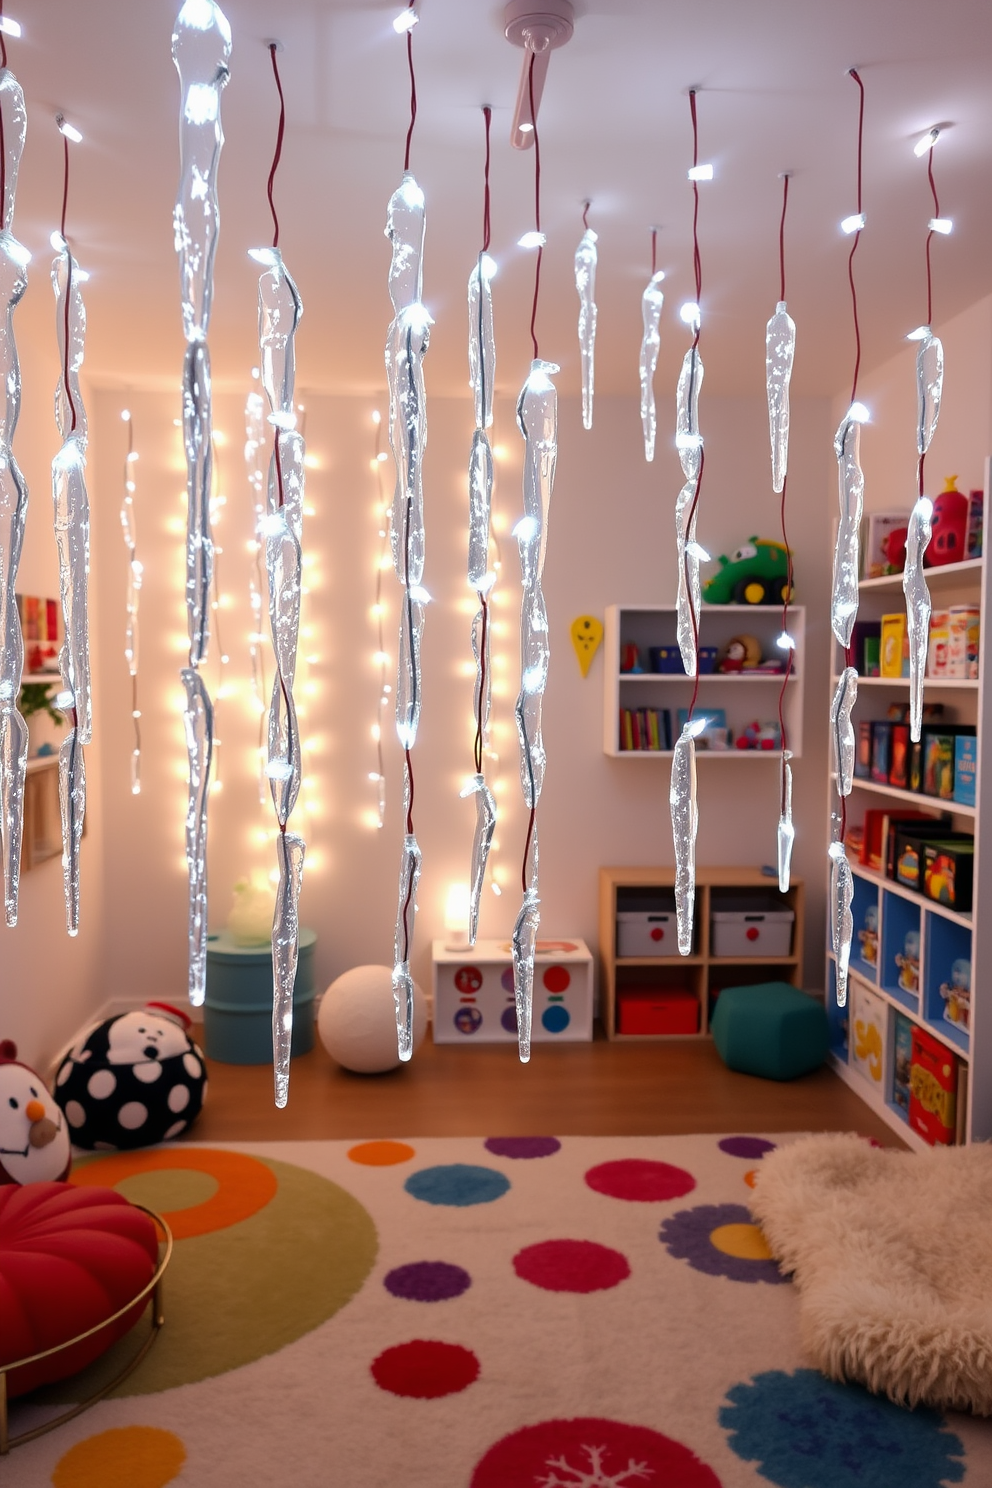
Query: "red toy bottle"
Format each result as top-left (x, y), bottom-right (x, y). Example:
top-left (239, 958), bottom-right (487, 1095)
top-left (926, 476), bottom-right (969, 567)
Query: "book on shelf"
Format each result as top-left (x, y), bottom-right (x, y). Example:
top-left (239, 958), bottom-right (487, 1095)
top-left (619, 707), bottom-right (672, 752)
top-left (859, 808), bottom-right (949, 875)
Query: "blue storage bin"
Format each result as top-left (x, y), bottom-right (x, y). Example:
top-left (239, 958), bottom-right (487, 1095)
top-left (204, 927), bottom-right (317, 1064)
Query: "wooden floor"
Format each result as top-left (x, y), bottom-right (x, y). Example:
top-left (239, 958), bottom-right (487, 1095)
top-left (191, 1027), bottom-right (906, 1147)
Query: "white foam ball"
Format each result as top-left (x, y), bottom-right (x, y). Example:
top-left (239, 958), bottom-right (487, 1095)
top-left (318, 965), bottom-right (428, 1074)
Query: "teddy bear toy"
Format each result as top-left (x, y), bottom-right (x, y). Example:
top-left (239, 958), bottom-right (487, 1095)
top-left (0, 1041), bottom-right (73, 1184)
top-left (53, 1002), bottom-right (207, 1150)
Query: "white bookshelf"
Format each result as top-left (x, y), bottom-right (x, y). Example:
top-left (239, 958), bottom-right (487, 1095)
top-left (826, 467), bottom-right (990, 1145)
top-left (603, 604), bottom-right (805, 759)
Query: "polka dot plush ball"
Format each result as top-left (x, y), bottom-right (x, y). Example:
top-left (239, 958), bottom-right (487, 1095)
top-left (53, 1002), bottom-right (207, 1150)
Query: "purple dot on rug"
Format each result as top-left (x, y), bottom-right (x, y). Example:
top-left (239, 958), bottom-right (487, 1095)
top-left (484, 1136), bottom-right (561, 1160)
top-left (718, 1136), bottom-right (778, 1160)
top-left (384, 1261), bottom-right (472, 1302)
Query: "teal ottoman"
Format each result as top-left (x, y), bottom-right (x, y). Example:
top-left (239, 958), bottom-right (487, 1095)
top-left (711, 981), bottom-right (828, 1081)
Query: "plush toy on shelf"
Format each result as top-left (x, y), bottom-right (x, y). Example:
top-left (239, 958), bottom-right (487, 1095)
top-left (939, 958), bottom-right (971, 1033)
top-left (53, 1002), bottom-right (207, 1151)
top-left (895, 930), bottom-right (920, 995)
top-left (926, 477), bottom-right (969, 567)
top-left (734, 720), bottom-right (782, 751)
top-left (857, 903), bottom-right (879, 968)
top-left (0, 1041), bottom-right (72, 1184)
top-left (717, 634), bottom-right (762, 673)
top-left (702, 538), bottom-right (794, 605)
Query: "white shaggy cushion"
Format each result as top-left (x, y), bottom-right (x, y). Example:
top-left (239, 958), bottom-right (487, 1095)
top-left (750, 1132), bottom-right (992, 1414)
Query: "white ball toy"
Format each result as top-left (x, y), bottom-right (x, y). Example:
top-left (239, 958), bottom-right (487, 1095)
top-left (318, 965), bottom-right (428, 1073)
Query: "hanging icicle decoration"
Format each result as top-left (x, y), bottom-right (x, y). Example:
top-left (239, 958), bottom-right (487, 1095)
top-left (172, 0), bottom-right (230, 1004)
top-left (368, 409), bottom-right (390, 830)
top-left (386, 3), bottom-right (430, 1062)
top-left (244, 384), bottom-right (269, 805)
top-left (670, 88), bottom-right (710, 958)
top-left (639, 229), bottom-right (664, 462)
top-left (767, 175), bottom-right (797, 892)
top-left (51, 117), bottom-right (91, 938)
top-left (574, 201), bottom-right (597, 431)
top-left (249, 42), bottom-right (306, 1110)
top-left (511, 52), bottom-right (558, 1063)
top-left (461, 105), bottom-right (497, 945)
top-left (829, 68), bottom-right (867, 1010)
top-left (904, 130), bottom-right (948, 743)
top-left (120, 410), bottom-right (142, 795)
top-left (0, 32), bottom-right (29, 929)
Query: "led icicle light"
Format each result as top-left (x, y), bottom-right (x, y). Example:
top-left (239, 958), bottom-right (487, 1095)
top-left (120, 410), bottom-right (143, 795)
top-left (172, 0), bottom-right (231, 1003)
top-left (244, 382), bottom-right (270, 804)
top-left (914, 127), bottom-right (940, 157)
top-left (0, 44), bottom-right (29, 926)
top-left (0, 18), bottom-right (21, 38)
top-left (463, 106), bottom-right (498, 945)
top-left (638, 233), bottom-right (664, 461)
top-left (574, 205), bottom-right (597, 430)
top-left (840, 212), bottom-right (865, 235)
top-left (517, 230), bottom-right (545, 249)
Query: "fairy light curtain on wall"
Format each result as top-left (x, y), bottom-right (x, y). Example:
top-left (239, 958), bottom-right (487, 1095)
top-left (639, 228), bottom-right (664, 462)
top-left (0, 18), bottom-right (29, 928)
top-left (828, 68), bottom-right (869, 1010)
top-left (462, 104), bottom-right (497, 946)
top-left (386, 1), bottom-right (431, 1062)
top-left (511, 51), bottom-right (559, 1063)
top-left (903, 128), bottom-right (949, 743)
top-left (52, 115), bottom-right (91, 937)
top-left (172, 0), bottom-right (230, 1004)
top-left (574, 200), bottom-right (597, 431)
top-left (249, 41), bottom-right (307, 1109)
top-left (671, 88), bottom-right (711, 958)
top-left (766, 176), bottom-right (797, 892)
top-left (120, 410), bottom-right (142, 795)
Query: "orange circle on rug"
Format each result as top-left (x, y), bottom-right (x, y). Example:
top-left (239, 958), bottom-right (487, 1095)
top-left (709, 1222), bottom-right (773, 1261)
top-left (743, 1169), bottom-right (758, 1189)
top-left (348, 1140), bottom-right (416, 1166)
top-left (53, 1426), bottom-right (186, 1488)
top-left (69, 1148), bottom-right (277, 1239)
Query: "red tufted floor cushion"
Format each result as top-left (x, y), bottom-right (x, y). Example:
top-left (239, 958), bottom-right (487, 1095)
top-left (0, 1182), bottom-right (159, 1398)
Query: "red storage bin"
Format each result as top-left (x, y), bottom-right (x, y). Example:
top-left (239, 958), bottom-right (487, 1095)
top-left (617, 988), bottom-right (699, 1035)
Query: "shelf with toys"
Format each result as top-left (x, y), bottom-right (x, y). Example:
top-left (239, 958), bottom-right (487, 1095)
top-left (826, 463), bottom-right (991, 1148)
top-left (603, 603), bottom-right (805, 758)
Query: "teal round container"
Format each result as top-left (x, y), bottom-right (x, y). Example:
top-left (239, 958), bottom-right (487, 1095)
top-left (204, 928), bottom-right (317, 1064)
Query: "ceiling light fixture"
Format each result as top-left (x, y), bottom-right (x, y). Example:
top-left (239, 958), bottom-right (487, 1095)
top-left (504, 0), bottom-right (574, 151)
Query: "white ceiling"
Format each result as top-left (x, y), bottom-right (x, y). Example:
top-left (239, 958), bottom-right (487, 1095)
top-left (13, 0), bottom-right (992, 402)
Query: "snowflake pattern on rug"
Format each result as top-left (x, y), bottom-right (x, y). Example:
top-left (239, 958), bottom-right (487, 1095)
top-left (719, 1369), bottom-right (966, 1488)
top-left (537, 1443), bottom-right (652, 1485)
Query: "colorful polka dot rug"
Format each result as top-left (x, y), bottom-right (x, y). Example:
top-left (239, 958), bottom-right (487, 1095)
top-left (6, 1135), bottom-right (990, 1486)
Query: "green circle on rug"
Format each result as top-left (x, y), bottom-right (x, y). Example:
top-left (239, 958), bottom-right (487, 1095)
top-left (36, 1155), bottom-right (378, 1399)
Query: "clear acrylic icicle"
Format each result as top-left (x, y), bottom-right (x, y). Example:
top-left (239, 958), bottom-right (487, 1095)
top-left (512, 359), bottom-right (558, 1062)
top-left (639, 271), bottom-right (664, 461)
top-left (244, 390), bottom-right (268, 804)
top-left (52, 243), bottom-right (91, 935)
top-left (831, 406), bottom-right (867, 649)
top-left (675, 343), bottom-right (703, 673)
top-left (251, 243), bottom-right (306, 1108)
top-left (671, 719), bottom-right (704, 955)
top-left (777, 751), bottom-right (794, 894)
top-left (385, 173), bottom-right (430, 1060)
top-left (829, 838), bottom-right (854, 1008)
top-left (830, 666), bottom-right (858, 796)
top-left (766, 301), bottom-right (795, 494)
top-left (0, 62), bottom-right (29, 927)
top-left (904, 497), bottom-right (933, 743)
top-left (574, 227), bottom-right (597, 431)
top-left (461, 773), bottom-right (496, 946)
top-left (173, 0), bottom-right (230, 1005)
top-left (916, 330), bottom-right (943, 459)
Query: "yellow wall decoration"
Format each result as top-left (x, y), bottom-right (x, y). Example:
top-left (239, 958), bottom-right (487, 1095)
top-left (570, 615), bottom-right (603, 677)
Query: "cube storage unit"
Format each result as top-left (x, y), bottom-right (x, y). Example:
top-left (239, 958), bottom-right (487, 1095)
top-left (826, 481), bottom-right (991, 1144)
top-left (599, 867), bottom-right (805, 1041)
top-left (431, 939), bottom-right (593, 1044)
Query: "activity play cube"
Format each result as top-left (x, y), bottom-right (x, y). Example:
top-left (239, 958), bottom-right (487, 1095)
top-left (711, 981), bottom-right (828, 1081)
top-left (204, 928), bottom-right (316, 1064)
top-left (432, 939), bottom-right (593, 1043)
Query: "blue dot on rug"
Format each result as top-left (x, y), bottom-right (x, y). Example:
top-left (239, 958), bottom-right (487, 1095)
top-left (484, 1136), bottom-right (561, 1159)
top-left (660, 1203), bottom-right (787, 1283)
top-left (718, 1135), bottom-right (777, 1160)
top-left (719, 1369), bottom-right (966, 1488)
top-left (384, 1261), bottom-right (471, 1302)
top-left (404, 1164), bottom-right (511, 1207)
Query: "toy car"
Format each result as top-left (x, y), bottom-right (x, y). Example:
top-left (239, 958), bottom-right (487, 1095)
top-left (703, 538), bottom-right (793, 605)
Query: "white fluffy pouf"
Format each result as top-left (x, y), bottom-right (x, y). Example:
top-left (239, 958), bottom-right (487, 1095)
top-left (317, 965), bottom-right (428, 1073)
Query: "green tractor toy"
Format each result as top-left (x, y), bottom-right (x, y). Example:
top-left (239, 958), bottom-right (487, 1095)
top-left (703, 538), bottom-right (793, 605)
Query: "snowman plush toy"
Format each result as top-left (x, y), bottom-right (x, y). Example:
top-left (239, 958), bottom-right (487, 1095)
top-left (53, 1002), bottom-right (207, 1150)
top-left (0, 1040), bottom-right (73, 1184)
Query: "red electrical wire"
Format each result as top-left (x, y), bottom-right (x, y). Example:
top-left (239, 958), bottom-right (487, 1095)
top-left (267, 44), bottom-right (286, 249)
top-left (847, 68), bottom-right (865, 407)
top-left (582, 199), bottom-right (590, 231)
top-left (684, 89), bottom-right (704, 722)
top-left (482, 104), bottom-right (492, 253)
top-left (919, 143), bottom-right (941, 499)
top-left (57, 126), bottom-right (77, 436)
top-left (776, 173), bottom-right (794, 772)
top-left (0, 1), bottom-right (7, 70)
top-left (650, 227), bottom-right (657, 277)
top-left (474, 105), bottom-right (493, 778)
top-left (778, 173), bottom-right (790, 304)
top-left (403, 2), bottom-right (417, 173)
top-left (528, 51), bottom-right (542, 360)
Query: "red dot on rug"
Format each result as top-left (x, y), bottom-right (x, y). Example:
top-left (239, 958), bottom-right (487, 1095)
top-left (585, 1158), bottom-right (696, 1203)
top-left (370, 1340), bottom-right (480, 1398)
top-left (513, 1239), bottom-right (630, 1293)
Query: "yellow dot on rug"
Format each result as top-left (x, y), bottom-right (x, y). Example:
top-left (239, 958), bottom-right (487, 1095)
top-left (348, 1140), bottom-right (415, 1166)
top-left (52, 1427), bottom-right (186, 1488)
top-left (709, 1222), bottom-right (773, 1260)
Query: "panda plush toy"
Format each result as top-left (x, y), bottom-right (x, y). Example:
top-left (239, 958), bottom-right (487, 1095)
top-left (53, 1002), bottom-right (207, 1150)
top-left (0, 1040), bottom-right (73, 1184)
